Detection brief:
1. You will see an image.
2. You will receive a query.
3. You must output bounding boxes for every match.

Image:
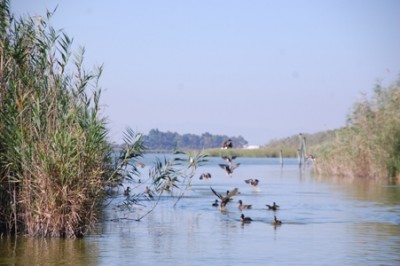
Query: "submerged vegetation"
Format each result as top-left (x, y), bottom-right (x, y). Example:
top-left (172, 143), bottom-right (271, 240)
top-left (314, 79), bottom-right (400, 180)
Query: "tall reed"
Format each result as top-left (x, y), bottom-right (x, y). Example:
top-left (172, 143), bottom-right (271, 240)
top-left (314, 79), bottom-right (400, 180)
top-left (0, 1), bottom-right (112, 237)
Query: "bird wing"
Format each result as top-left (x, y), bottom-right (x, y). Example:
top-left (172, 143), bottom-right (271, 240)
top-left (244, 179), bottom-right (252, 184)
top-left (231, 163), bottom-right (240, 170)
top-left (219, 164), bottom-right (228, 170)
top-left (210, 186), bottom-right (223, 200)
top-left (227, 187), bottom-right (239, 198)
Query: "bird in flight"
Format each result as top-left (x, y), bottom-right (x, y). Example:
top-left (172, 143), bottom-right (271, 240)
top-left (210, 186), bottom-right (239, 210)
top-left (244, 178), bottom-right (259, 187)
top-left (199, 172), bottom-right (212, 180)
top-left (266, 202), bottom-right (279, 211)
top-left (219, 163), bottom-right (240, 177)
top-left (222, 156), bottom-right (237, 164)
top-left (221, 139), bottom-right (233, 149)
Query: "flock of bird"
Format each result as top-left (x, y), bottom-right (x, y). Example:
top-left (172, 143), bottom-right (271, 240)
top-left (200, 139), bottom-right (283, 226)
top-left (122, 138), bottom-right (285, 225)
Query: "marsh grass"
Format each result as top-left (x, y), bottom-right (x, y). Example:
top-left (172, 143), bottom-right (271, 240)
top-left (0, 1), bottom-right (114, 237)
top-left (204, 146), bottom-right (297, 158)
top-left (314, 79), bottom-right (400, 180)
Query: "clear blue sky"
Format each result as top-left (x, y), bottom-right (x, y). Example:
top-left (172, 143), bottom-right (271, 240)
top-left (11, 0), bottom-right (400, 145)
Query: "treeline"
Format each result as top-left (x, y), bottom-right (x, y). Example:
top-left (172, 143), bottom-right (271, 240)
top-left (140, 129), bottom-right (248, 151)
top-left (314, 78), bottom-right (400, 180)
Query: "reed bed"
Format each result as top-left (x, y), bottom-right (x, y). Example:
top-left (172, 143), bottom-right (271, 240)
top-left (0, 1), bottom-right (114, 237)
top-left (314, 79), bottom-right (400, 180)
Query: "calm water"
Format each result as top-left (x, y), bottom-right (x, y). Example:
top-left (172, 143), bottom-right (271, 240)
top-left (1, 155), bottom-right (400, 265)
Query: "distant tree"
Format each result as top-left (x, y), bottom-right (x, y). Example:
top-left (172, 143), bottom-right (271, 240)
top-left (141, 129), bottom-right (248, 151)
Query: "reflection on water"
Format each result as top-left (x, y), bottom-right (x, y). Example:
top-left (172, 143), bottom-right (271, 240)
top-left (0, 236), bottom-right (99, 265)
top-left (1, 155), bottom-right (399, 265)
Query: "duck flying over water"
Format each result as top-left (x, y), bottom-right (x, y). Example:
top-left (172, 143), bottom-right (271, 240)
top-left (244, 178), bottom-right (259, 187)
top-left (266, 202), bottom-right (279, 211)
top-left (210, 186), bottom-right (239, 209)
top-left (221, 139), bottom-right (233, 149)
top-left (240, 213), bottom-right (253, 223)
top-left (222, 156), bottom-right (237, 164)
top-left (199, 172), bottom-right (212, 180)
top-left (219, 163), bottom-right (240, 177)
top-left (238, 199), bottom-right (252, 210)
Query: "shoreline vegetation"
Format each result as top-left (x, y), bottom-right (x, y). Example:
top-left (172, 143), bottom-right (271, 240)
top-left (0, 1), bottom-right (204, 238)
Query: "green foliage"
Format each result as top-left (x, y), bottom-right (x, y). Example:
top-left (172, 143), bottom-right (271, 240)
top-left (314, 79), bottom-right (400, 179)
top-left (0, 1), bottom-right (112, 237)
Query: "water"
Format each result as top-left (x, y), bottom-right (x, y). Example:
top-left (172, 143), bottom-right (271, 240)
top-left (1, 155), bottom-right (400, 265)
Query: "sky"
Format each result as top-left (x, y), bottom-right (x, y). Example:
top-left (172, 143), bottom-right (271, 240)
top-left (11, 0), bottom-right (400, 145)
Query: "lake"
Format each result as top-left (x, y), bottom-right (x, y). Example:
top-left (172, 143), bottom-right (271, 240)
top-left (1, 154), bottom-right (399, 265)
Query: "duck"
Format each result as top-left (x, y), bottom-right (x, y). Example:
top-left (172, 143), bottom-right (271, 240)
top-left (221, 139), bottom-right (233, 149)
top-left (212, 199), bottom-right (219, 207)
top-left (240, 213), bottom-right (253, 223)
top-left (266, 202), bottom-right (279, 211)
top-left (222, 156), bottom-right (237, 164)
top-left (145, 186), bottom-right (154, 199)
top-left (199, 172), bottom-right (212, 180)
top-left (238, 199), bottom-right (252, 210)
top-left (124, 186), bottom-right (131, 196)
top-left (272, 215), bottom-right (282, 225)
top-left (219, 163), bottom-right (240, 177)
top-left (210, 186), bottom-right (239, 210)
top-left (244, 178), bottom-right (259, 187)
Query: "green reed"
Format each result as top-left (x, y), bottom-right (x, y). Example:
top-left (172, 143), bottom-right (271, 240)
top-left (314, 79), bottom-right (400, 180)
top-left (0, 1), bottom-right (113, 237)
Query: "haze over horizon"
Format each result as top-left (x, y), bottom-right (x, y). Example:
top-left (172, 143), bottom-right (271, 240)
top-left (11, 0), bottom-right (400, 145)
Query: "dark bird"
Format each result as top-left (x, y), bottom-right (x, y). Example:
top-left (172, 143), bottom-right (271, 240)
top-left (244, 178), bottom-right (259, 187)
top-left (212, 199), bottom-right (219, 207)
top-left (145, 186), bottom-right (154, 199)
top-left (238, 199), bottom-right (252, 210)
top-left (199, 172), bottom-right (212, 180)
top-left (266, 202), bottom-right (279, 211)
top-left (222, 156), bottom-right (237, 164)
top-left (210, 186), bottom-right (239, 210)
top-left (273, 215), bottom-right (282, 225)
top-left (219, 163), bottom-right (240, 177)
top-left (221, 139), bottom-right (233, 149)
top-left (240, 213), bottom-right (253, 223)
top-left (124, 186), bottom-right (131, 196)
